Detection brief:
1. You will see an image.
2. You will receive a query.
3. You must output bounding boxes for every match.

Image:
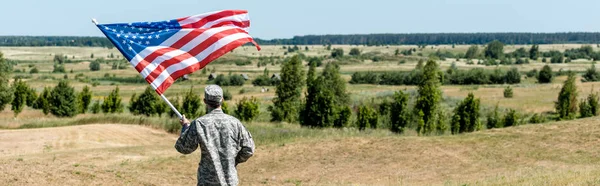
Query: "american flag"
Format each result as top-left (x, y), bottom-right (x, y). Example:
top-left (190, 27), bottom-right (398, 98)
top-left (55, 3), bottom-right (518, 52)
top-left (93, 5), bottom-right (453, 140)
top-left (96, 10), bottom-right (260, 95)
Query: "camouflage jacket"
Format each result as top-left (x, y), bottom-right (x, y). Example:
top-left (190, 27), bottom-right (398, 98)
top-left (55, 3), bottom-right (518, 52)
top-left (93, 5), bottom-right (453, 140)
top-left (175, 109), bottom-right (255, 186)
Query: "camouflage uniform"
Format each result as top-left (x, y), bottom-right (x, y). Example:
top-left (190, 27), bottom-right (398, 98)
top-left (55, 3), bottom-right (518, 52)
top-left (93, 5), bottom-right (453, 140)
top-left (175, 85), bottom-right (255, 186)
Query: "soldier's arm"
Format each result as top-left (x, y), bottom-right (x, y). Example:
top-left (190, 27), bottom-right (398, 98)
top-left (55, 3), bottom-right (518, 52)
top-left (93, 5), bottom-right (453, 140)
top-left (235, 122), bottom-right (255, 165)
top-left (175, 120), bottom-right (199, 154)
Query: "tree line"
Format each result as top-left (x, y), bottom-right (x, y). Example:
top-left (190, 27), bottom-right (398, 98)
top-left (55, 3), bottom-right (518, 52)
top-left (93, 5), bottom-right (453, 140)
top-left (4, 33), bottom-right (600, 47)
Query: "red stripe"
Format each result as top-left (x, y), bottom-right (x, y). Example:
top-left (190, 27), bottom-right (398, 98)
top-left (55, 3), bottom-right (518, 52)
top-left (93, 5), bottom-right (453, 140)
top-left (155, 37), bottom-right (257, 94)
top-left (180, 10), bottom-right (247, 29)
top-left (210, 20), bottom-right (250, 29)
top-left (145, 28), bottom-right (247, 83)
top-left (134, 29), bottom-right (207, 72)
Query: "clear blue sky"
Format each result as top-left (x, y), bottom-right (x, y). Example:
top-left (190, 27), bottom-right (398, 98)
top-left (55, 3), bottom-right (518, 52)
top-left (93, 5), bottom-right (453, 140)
top-left (1, 0), bottom-right (599, 39)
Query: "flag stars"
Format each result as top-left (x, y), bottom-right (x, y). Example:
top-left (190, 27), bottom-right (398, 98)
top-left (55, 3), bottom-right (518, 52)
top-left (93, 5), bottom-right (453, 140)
top-left (116, 34), bottom-right (121, 38)
top-left (145, 41), bottom-right (150, 45)
top-left (128, 46), bottom-right (133, 51)
top-left (132, 35), bottom-right (137, 39)
top-left (155, 35), bottom-right (160, 39)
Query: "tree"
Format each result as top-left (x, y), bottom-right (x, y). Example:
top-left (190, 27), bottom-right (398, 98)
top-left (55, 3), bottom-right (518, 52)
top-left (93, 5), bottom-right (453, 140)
top-left (505, 68), bottom-right (521, 84)
top-left (357, 105), bottom-right (378, 130)
top-left (11, 79), bottom-right (30, 117)
top-left (465, 45), bottom-right (479, 59)
top-left (414, 59), bottom-right (443, 135)
top-left (555, 73), bottom-right (578, 120)
top-left (529, 44), bottom-right (540, 60)
top-left (0, 53), bottom-right (12, 112)
top-left (53, 64), bottom-right (65, 73)
top-left (390, 90), bottom-right (409, 133)
top-left (90, 53), bottom-right (94, 58)
top-left (89, 60), bottom-right (101, 71)
top-left (181, 87), bottom-right (203, 118)
top-left (450, 93), bottom-right (481, 134)
top-left (270, 55), bottom-right (305, 122)
top-left (349, 48), bottom-right (361, 56)
top-left (300, 62), bottom-right (349, 128)
top-left (551, 54), bottom-right (564, 63)
top-left (331, 48), bottom-right (344, 58)
top-left (25, 87), bottom-right (37, 107)
top-left (589, 91), bottom-right (600, 117)
top-left (29, 67), bottom-right (39, 74)
top-left (504, 86), bottom-right (513, 98)
top-left (33, 87), bottom-right (51, 115)
top-left (101, 86), bottom-right (124, 113)
top-left (235, 97), bottom-right (260, 121)
top-left (484, 40), bottom-right (504, 59)
top-left (579, 98), bottom-right (592, 118)
top-left (77, 86), bottom-right (92, 113)
top-left (537, 65), bottom-right (553, 83)
top-left (128, 87), bottom-right (162, 116)
top-left (49, 80), bottom-right (78, 117)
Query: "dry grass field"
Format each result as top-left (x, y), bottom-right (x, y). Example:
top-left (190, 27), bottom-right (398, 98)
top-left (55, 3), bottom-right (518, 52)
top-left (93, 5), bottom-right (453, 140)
top-left (2, 118), bottom-right (600, 185)
top-left (2, 45), bottom-right (600, 185)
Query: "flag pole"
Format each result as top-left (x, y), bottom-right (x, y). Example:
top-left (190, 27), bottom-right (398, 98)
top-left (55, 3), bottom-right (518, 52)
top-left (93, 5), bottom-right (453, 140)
top-left (160, 94), bottom-right (183, 119)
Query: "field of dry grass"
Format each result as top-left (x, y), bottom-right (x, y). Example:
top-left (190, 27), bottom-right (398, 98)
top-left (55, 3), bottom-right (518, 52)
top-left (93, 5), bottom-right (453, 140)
top-left (2, 118), bottom-right (600, 185)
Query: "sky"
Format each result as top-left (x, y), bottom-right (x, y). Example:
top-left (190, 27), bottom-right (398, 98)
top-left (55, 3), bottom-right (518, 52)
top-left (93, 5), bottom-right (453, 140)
top-left (1, 0), bottom-right (599, 39)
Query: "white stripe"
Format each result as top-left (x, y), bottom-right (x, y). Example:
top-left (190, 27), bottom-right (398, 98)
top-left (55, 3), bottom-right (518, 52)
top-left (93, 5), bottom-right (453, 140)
top-left (129, 46), bottom-right (168, 67)
top-left (139, 26), bottom-right (240, 78)
top-left (203, 13), bottom-right (249, 28)
top-left (150, 33), bottom-right (252, 89)
top-left (177, 10), bottom-right (223, 26)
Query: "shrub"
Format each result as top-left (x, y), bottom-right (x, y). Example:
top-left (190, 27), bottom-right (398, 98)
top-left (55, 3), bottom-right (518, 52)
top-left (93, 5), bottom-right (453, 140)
top-left (53, 64), bottom-right (65, 73)
top-left (357, 105), bottom-right (378, 130)
top-left (89, 60), bottom-right (101, 71)
top-left (11, 79), bottom-right (30, 116)
top-left (579, 99), bottom-right (592, 118)
top-left (390, 90), bottom-right (410, 133)
top-left (583, 64), bottom-right (600, 82)
top-left (181, 87), bottom-right (203, 119)
top-left (235, 97), bottom-right (260, 121)
top-left (349, 48), bottom-right (361, 56)
top-left (529, 113), bottom-right (545, 124)
top-left (128, 87), bottom-right (162, 116)
top-left (77, 86), bottom-right (92, 113)
top-left (223, 89), bottom-right (232, 101)
top-left (450, 93), bottom-right (481, 134)
top-left (537, 65), bottom-right (553, 83)
top-left (503, 109), bottom-right (519, 127)
top-left (90, 100), bottom-right (101, 114)
top-left (101, 86), bottom-right (124, 113)
top-left (526, 69), bottom-right (538, 78)
top-left (504, 86), bottom-right (513, 98)
top-left (49, 80), bottom-right (78, 117)
top-left (487, 104), bottom-right (501, 129)
top-left (555, 73), bottom-right (578, 120)
top-left (29, 67), bottom-right (39, 74)
top-left (331, 48), bottom-right (344, 58)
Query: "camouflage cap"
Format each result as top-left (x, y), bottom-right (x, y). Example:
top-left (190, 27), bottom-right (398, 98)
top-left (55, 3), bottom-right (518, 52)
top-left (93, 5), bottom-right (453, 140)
top-left (204, 84), bottom-right (223, 106)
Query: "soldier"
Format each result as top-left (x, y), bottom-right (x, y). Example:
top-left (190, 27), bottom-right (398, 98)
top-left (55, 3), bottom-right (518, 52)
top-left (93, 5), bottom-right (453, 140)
top-left (175, 85), bottom-right (255, 186)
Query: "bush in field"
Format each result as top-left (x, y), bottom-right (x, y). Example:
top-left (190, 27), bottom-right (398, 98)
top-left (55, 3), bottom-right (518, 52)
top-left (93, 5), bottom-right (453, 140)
top-left (223, 89), bottom-right (232, 101)
top-left (503, 109), bottom-right (519, 127)
top-left (0, 53), bottom-right (13, 111)
top-left (181, 87), bottom-right (203, 119)
top-left (270, 55), bottom-right (304, 122)
top-left (53, 64), bottom-right (65, 73)
top-left (213, 74), bottom-right (245, 86)
top-left (526, 69), bottom-right (538, 78)
top-left (349, 48), bottom-right (361, 56)
top-left (89, 60), bottom-right (101, 71)
top-left (487, 104), bottom-right (501, 129)
top-left (90, 100), bottom-right (101, 114)
top-left (33, 87), bottom-right (51, 115)
top-left (29, 67), bottom-right (39, 74)
top-left (235, 97), bottom-right (260, 122)
top-left (390, 90), bottom-right (410, 133)
top-left (129, 87), bottom-right (163, 116)
top-left (504, 86), bottom-right (513, 98)
top-left (331, 48), bottom-right (344, 58)
top-left (580, 91), bottom-right (599, 118)
top-left (529, 113), bottom-right (545, 124)
top-left (221, 101), bottom-right (230, 115)
top-left (465, 45), bottom-right (479, 59)
top-left (583, 64), bottom-right (600, 82)
top-left (77, 86), bottom-right (92, 113)
top-left (49, 80), bottom-right (78, 117)
top-left (357, 105), bottom-right (378, 130)
top-left (529, 44), bottom-right (540, 60)
top-left (537, 65), bottom-right (553, 83)
top-left (11, 79), bottom-right (30, 116)
top-left (451, 93), bottom-right (481, 134)
top-left (555, 73), bottom-right (578, 120)
top-left (101, 86), bottom-right (124, 113)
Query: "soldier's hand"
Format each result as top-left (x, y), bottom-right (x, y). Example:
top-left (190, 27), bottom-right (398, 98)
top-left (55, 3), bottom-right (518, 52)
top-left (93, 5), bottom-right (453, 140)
top-left (180, 115), bottom-right (191, 126)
